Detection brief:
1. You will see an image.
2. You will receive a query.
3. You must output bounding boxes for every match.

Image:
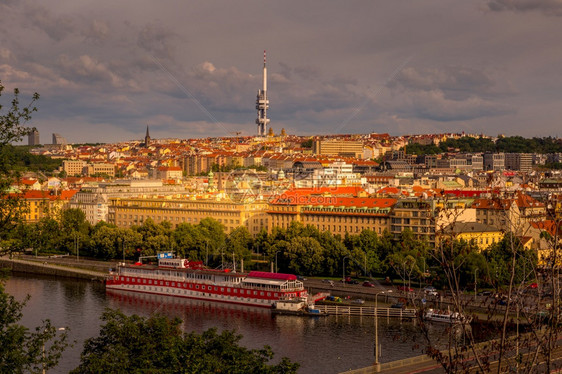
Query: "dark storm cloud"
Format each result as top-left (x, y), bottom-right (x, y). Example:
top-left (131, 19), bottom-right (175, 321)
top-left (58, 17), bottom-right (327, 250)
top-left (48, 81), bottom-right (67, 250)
top-left (392, 66), bottom-right (515, 100)
top-left (1, 0), bottom-right (561, 141)
top-left (23, 3), bottom-right (76, 41)
top-left (137, 24), bottom-right (181, 63)
top-left (485, 0), bottom-right (562, 16)
top-left (83, 20), bottom-right (110, 44)
top-left (387, 66), bottom-right (516, 122)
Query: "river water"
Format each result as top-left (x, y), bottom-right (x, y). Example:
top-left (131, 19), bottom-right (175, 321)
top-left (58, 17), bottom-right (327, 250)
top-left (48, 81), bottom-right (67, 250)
top-left (5, 273), bottom-right (440, 374)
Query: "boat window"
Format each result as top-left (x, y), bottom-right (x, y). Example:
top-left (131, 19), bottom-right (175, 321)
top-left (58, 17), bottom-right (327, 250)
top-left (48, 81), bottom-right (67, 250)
top-left (214, 287), bottom-right (218, 291)
top-left (196, 285), bottom-right (199, 289)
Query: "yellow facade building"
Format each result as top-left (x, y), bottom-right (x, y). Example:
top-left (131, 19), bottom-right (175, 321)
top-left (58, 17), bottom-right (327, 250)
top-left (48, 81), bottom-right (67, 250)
top-left (441, 221), bottom-right (504, 251)
top-left (13, 190), bottom-right (76, 223)
top-left (108, 195), bottom-right (269, 235)
top-left (268, 192), bottom-right (396, 235)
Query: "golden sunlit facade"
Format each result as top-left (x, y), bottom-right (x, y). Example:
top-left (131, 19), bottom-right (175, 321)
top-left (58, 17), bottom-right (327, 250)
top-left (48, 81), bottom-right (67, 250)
top-left (108, 196), bottom-right (269, 235)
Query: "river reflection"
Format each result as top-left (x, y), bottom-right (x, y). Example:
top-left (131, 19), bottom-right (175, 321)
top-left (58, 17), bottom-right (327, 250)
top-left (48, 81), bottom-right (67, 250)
top-left (6, 273), bottom-right (455, 374)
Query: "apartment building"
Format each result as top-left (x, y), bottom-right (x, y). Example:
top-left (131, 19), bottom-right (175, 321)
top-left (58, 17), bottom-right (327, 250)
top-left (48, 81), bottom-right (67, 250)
top-left (14, 190), bottom-right (76, 223)
top-left (505, 153), bottom-right (532, 173)
top-left (108, 196), bottom-right (269, 235)
top-left (313, 139), bottom-right (364, 158)
top-left (69, 179), bottom-right (187, 225)
top-left (85, 163), bottom-right (116, 177)
top-left (441, 221), bottom-right (504, 251)
top-left (390, 198), bottom-right (476, 245)
top-left (268, 193), bottom-right (395, 235)
top-left (483, 153), bottom-right (505, 171)
top-left (472, 192), bottom-right (546, 234)
top-left (63, 160), bottom-right (86, 176)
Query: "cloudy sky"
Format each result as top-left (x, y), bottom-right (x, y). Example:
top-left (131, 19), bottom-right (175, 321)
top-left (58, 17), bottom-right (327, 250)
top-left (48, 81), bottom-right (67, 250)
top-left (1, 0), bottom-right (561, 143)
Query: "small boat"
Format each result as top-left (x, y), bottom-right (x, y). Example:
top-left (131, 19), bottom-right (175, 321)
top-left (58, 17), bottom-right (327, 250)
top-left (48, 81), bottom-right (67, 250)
top-left (272, 299), bottom-right (328, 317)
top-left (424, 308), bottom-right (472, 324)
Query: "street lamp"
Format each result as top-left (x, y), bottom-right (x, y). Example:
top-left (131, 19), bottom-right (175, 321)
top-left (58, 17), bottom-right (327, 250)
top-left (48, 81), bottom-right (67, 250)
top-left (74, 232), bottom-right (79, 262)
top-left (474, 268), bottom-right (479, 302)
top-left (275, 251), bottom-right (281, 273)
top-left (375, 290), bottom-right (392, 372)
top-left (342, 256), bottom-right (349, 285)
top-left (205, 241), bottom-right (209, 266)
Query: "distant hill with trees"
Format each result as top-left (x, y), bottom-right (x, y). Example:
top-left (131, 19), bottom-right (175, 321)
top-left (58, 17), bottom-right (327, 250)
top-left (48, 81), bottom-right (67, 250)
top-left (404, 136), bottom-right (562, 155)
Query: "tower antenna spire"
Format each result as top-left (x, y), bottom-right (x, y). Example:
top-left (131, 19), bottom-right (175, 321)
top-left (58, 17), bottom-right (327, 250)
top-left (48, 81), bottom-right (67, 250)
top-left (256, 50), bottom-right (270, 137)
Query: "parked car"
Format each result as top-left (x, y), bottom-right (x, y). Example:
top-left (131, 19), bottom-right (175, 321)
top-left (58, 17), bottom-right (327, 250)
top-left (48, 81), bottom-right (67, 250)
top-left (362, 281), bottom-right (376, 288)
top-left (352, 298), bottom-right (365, 305)
top-left (391, 302), bottom-right (405, 309)
top-left (325, 295), bottom-right (342, 303)
top-left (397, 285), bottom-right (414, 292)
top-left (322, 279), bottom-right (332, 283)
top-left (297, 275), bottom-right (307, 281)
top-left (477, 290), bottom-right (492, 296)
top-left (497, 298), bottom-right (508, 306)
top-left (423, 286), bottom-right (438, 296)
top-left (528, 282), bottom-right (538, 289)
top-left (341, 277), bottom-right (359, 285)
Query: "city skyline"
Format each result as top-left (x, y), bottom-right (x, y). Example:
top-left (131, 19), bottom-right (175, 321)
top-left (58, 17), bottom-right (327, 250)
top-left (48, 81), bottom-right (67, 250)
top-left (1, 1), bottom-right (562, 143)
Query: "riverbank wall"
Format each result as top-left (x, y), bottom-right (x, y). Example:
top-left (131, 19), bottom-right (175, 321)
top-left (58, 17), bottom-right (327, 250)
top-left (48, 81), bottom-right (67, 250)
top-left (0, 257), bottom-right (106, 282)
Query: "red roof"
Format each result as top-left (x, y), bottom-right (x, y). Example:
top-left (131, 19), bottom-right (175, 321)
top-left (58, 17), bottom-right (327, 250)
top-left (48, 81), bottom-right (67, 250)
top-left (443, 190), bottom-right (489, 198)
top-left (246, 271), bottom-right (296, 281)
top-left (280, 186), bottom-right (365, 197)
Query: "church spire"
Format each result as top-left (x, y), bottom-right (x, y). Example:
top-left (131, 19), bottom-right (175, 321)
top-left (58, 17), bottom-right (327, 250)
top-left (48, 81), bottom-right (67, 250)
top-left (144, 125), bottom-right (151, 147)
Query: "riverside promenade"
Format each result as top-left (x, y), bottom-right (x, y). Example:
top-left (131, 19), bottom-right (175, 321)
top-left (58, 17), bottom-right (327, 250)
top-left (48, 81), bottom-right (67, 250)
top-left (0, 255), bottom-right (110, 281)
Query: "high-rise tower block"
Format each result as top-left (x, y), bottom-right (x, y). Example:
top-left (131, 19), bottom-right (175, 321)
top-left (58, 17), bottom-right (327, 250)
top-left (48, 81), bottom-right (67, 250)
top-left (255, 50), bottom-right (270, 137)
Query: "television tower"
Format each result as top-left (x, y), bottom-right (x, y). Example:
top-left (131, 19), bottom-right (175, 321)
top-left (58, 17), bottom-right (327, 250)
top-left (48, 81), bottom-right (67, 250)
top-left (255, 50), bottom-right (270, 137)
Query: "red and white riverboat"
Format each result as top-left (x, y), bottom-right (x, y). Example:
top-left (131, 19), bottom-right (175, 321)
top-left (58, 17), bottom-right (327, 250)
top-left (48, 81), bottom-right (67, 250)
top-left (106, 257), bottom-right (308, 308)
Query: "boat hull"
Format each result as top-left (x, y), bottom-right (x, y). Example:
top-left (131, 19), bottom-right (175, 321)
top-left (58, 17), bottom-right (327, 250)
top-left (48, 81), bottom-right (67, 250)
top-left (106, 283), bottom-right (281, 308)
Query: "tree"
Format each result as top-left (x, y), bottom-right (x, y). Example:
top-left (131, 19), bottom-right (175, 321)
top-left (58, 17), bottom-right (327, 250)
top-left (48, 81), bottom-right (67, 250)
top-left (226, 226), bottom-right (254, 261)
top-left (72, 309), bottom-right (298, 374)
top-left (58, 208), bottom-right (91, 254)
top-left (0, 82), bottom-right (40, 255)
top-left (285, 236), bottom-right (324, 275)
top-left (0, 273), bottom-right (68, 373)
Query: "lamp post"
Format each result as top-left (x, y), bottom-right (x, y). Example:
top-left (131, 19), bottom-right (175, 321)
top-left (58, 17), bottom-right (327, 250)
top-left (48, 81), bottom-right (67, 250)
top-left (474, 268), bottom-right (478, 302)
top-left (205, 241), bottom-right (209, 266)
top-left (275, 251), bottom-right (281, 273)
top-left (74, 232), bottom-right (79, 262)
top-left (375, 290), bottom-right (392, 372)
top-left (342, 256), bottom-right (349, 285)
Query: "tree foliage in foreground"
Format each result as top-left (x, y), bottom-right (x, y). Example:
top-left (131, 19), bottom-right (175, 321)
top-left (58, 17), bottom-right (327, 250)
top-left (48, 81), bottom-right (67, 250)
top-left (0, 272), bottom-right (68, 373)
top-left (71, 309), bottom-right (299, 374)
top-left (0, 82), bottom-right (40, 254)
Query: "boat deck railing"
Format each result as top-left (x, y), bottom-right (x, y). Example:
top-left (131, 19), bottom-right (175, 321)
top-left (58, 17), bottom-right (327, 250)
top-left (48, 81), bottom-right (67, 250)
top-left (116, 270), bottom-right (303, 293)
